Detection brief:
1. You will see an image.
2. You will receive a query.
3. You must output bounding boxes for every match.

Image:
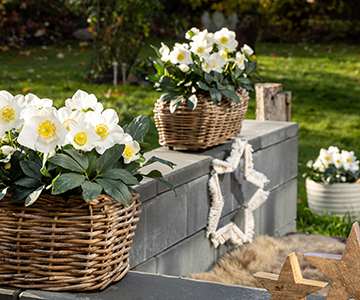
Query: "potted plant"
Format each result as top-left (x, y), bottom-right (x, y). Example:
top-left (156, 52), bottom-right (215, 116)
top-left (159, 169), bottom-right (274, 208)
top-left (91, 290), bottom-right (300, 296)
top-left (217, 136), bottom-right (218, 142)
top-left (0, 89), bottom-right (175, 291)
top-left (148, 27), bottom-right (259, 150)
top-left (304, 146), bottom-right (360, 218)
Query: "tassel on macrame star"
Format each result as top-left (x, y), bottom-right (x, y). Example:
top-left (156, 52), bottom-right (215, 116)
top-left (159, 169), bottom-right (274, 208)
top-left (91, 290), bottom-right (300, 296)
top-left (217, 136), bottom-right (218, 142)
top-left (253, 252), bottom-right (328, 300)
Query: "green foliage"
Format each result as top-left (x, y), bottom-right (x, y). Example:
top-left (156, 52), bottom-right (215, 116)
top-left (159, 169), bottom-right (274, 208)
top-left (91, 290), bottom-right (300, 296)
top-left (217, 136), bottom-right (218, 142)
top-left (297, 202), bottom-right (353, 237)
top-left (0, 115), bottom-right (175, 206)
top-left (78, 0), bottom-right (164, 82)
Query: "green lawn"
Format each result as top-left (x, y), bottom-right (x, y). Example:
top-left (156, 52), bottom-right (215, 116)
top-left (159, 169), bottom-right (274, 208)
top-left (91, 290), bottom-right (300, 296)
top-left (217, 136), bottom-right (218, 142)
top-left (1, 39), bottom-right (360, 236)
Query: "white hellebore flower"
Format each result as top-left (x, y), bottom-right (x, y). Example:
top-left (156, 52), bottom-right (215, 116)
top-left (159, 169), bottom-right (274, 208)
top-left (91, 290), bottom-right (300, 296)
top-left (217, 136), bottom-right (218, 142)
top-left (68, 121), bottom-right (100, 151)
top-left (190, 35), bottom-right (212, 57)
top-left (209, 53), bottom-right (227, 73)
top-left (24, 93), bottom-right (53, 109)
top-left (341, 150), bottom-right (359, 172)
top-left (122, 133), bottom-right (140, 164)
top-left (241, 44), bottom-right (254, 56)
top-left (328, 146), bottom-right (340, 155)
top-left (18, 107), bottom-right (67, 153)
top-left (312, 158), bottom-right (325, 172)
top-left (235, 52), bottom-right (246, 70)
top-left (169, 43), bottom-right (193, 65)
top-left (0, 91), bottom-right (26, 134)
top-left (179, 64), bottom-right (190, 73)
top-left (332, 152), bottom-right (343, 169)
top-left (159, 42), bottom-right (170, 62)
top-left (319, 148), bottom-right (332, 167)
top-left (1, 145), bottom-right (16, 156)
top-left (58, 107), bottom-right (85, 131)
top-left (201, 56), bottom-right (215, 73)
top-left (85, 109), bottom-right (124, 154)
top-left (214, 28), bottom-right (238, 52)
top-left (65, 90), bottom-right (104, 114)
top-left (185, 27), bottom-right (200, 40)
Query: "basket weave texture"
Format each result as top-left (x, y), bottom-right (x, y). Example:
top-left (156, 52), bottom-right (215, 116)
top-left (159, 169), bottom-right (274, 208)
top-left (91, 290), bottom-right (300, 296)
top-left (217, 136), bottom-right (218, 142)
top-left (154, 88), bottom-right (249, 150)
top-left (0, 193), bottom-right (141, 291)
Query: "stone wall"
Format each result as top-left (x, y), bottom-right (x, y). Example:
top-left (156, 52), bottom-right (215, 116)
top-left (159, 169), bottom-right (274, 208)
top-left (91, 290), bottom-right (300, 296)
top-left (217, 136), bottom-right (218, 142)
top-left (130, 119), bottom-right (299, 277)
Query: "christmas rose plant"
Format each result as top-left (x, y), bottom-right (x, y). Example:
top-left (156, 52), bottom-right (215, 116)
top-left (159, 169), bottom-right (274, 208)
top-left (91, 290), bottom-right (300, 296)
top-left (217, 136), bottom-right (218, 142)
top-left (304, 146), bottom-right (360, 184)
top-left (0, 90), bottom-right (175, 206)
top-left (148, 27), bottom-right (260, 113)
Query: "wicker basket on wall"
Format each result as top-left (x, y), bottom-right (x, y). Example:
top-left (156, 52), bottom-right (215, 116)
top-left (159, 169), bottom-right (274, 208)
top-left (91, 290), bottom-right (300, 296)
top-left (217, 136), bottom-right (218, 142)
top-left (0, 193), bottom-right (141, 291)
top-left (154, 87), bottom-right (250, 150)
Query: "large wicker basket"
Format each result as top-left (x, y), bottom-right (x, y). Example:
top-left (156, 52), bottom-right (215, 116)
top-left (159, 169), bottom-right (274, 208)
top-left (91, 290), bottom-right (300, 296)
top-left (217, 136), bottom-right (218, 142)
top-left (0, 193), bottom-right (141, 291)
top-left (154, 88), bottom-right (249, 150)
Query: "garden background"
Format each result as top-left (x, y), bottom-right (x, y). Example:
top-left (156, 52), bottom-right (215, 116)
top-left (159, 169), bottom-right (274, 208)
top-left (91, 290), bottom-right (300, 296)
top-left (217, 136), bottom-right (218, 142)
top-left (0, 0), bottom-right (360, 236)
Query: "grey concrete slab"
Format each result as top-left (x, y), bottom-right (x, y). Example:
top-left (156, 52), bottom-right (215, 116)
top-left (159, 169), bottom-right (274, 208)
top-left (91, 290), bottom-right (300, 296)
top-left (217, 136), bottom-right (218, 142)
top-left (186, 174), bottom-right (211, 235)
top-left (259, 179), bottom-right (298, 237)
top-left (239, 120), bottom-right (299, 151)
top-left (143, 184), bottom-right (188, 259)
top-left (131, 257), bottom-right (157, 274)
top-left (156, 230), bottom-right (215, 277)
top-left (0, 286), bottom-right (22, 300)
top-left (141, 147), bottom-right (212, 194)
top-left (134, 177), bottom-right (157, 203)
top-left (18, 271), bottom-right (326, 300)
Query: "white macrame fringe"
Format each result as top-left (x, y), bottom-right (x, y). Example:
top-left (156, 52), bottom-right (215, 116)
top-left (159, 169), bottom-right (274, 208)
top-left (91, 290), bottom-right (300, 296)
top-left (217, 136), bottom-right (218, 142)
top-left (207, 138), bottom-right (270, 247)
top-left (210, 222), bottom-right (248, 248)
top-left (207, 173), bottom-right (225, 237)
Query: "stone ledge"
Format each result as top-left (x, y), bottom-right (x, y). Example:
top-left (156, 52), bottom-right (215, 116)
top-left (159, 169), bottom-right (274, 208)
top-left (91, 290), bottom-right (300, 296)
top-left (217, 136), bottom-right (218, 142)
top-left (18, 271), bottom-right (326, 300)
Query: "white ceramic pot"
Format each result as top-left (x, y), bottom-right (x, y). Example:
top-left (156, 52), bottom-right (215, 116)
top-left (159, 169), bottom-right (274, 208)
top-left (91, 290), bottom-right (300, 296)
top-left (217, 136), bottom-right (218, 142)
top-left (306, 178), bottom-right (360, 218)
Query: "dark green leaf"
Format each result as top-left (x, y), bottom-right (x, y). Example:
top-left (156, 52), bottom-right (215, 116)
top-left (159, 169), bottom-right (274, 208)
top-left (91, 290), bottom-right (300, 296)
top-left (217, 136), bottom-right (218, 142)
top-left (25, 185), bottom-right (45, 206)
top-left (237, 77), bottom-right (252, 85)
top-left (170, 95), bottom-right (184, 113)
top-left (142, 156), bottom-right (176, 169)
top-left (8, 186), bottom-right (36, 202)
top-left (197, 81), bottom-right (209, 91)
top-left (144, 170), bottom-right (176, 196)
top-left (20, 161), bottom-right (42, 180)
top-left (150, 45), bottom-right (161, 59)
top-left (96, 178), bottom-right (131, 206)
top-left (52, 173), bottom-right (86, 195)
top-left (146, 74), bottom-right (160, 83)
top-left (216, 82), bottom-right (226, 91)
top-left (64, 150), bottom-right (89, 170)
top-left (209, 88), bottom-right (222, 105)
top-left (245, 60), bottom-right (257, 75)
top-left (204, 73), bottom-right (214, 84)
top-left (154, 62), bottom-right (164, 76)
top-left (125, 115), bottom-right (149, 142)
top-left (186, 94), bottom-right (198, 110)
top-left (14, 177), bottom-right (41, 188)
top-left (159, 92), bottom-right (180, 102)
top-left (40, 165), bottom-right (52, 178)
top-left (9, 150), bottom-right (26, 180)
top-left (48, 154), bottom-right (84, 173)
top-left (81, 181), bottom-right (102, 202)
top-left (139, 141), bottom-right (151, 151)
top-left (221, 89), bottom-right (241, 104)
top-left (234, 66), bottom-right (244, 78)
top-left (100, 168), bottom-right (140, 185)
top-left (27, 149), bottom-right (42, 167)
top-left (159, 75), bottom-right (178, 91)
top-left (85, 149), bottom-right (99, 179)
top-left (95, 144), bottom-right (125, 174)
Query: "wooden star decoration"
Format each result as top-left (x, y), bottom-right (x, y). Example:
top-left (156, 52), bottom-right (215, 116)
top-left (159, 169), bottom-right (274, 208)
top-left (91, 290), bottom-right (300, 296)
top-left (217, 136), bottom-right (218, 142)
top-left (304, 221), bottom-right (360, 300)
top-left (253, 252), bottom-right (328, 300)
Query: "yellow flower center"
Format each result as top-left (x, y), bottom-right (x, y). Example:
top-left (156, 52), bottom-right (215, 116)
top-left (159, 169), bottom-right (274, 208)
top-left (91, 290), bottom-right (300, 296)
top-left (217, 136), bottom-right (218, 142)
top-left (324, 156), bottom-right (330, 161)
top-left (74, 132), bottom-right (87, 146)
top-left (95, 124), bottom-right (109, 140)
top-left (219, 36), bottom-right (229, 45)
top-left (177, 52), bottom-right (186, 61)
top-left (0, 105), bottom-right (15, 123)
top-left (213, 60), bottom-right (219, 68)
top-left (62, 118), bottom-right (77, 131)
top-left (205, 62), bottom-right (210, 69)
top-left (124, 145), bottom-right (134, 159)
top-left (336, 159), bottom-right (341, 164)
top-left (197, 46), bottom-right (205, 54)
top-left (37, 120), bottom-right (56, 139)
top-left (346, 158), bottom-right (352, 163)
top-left (221, 53), bottom-right (227, 60)
top-left (238, 57), bottom-right (243, 64)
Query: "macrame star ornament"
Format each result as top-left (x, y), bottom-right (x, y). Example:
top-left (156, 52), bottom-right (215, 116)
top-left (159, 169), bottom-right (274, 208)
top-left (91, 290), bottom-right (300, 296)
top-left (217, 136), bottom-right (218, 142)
top-left (304, 221), bottom-right (360, 300)
top-left (253, 252), bottom-right (328, 300)
top-left (207, 138), bottom-right (269, 247)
